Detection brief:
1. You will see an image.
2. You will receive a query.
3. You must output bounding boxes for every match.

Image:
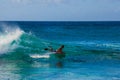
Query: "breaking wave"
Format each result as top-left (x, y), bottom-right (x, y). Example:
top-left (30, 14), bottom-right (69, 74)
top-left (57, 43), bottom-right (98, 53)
top-left (0, 24), bottom-right (24, 54)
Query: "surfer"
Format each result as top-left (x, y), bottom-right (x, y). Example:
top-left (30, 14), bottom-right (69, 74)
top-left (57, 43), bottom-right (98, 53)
top-left (44, 45), bottom-right (65, 58)
top-left (44, 45), bottom-right (64, 54)
top-left (56, 45), bottom-right (64, 54)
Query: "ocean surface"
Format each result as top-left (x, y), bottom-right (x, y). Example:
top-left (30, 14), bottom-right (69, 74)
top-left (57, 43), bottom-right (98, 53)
top-left (0, 21), bottom-right (120, 80)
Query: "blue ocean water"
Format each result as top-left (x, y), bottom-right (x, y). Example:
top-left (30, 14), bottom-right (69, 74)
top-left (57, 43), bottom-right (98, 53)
top-left (0, 21), bottom-right (120, 80)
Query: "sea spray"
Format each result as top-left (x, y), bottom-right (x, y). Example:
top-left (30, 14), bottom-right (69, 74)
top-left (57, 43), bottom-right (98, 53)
top-left (0, 24), bottom-right (24, 54)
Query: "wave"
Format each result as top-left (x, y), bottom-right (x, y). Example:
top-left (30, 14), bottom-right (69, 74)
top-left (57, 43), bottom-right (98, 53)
top-left (0, 24), bottom-right (24, 54)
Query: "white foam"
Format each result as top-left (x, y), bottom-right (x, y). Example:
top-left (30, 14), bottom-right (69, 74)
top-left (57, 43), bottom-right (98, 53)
top-left (0, 25), bottom-right (24, 54)
top-left (30, 54), bottom-right (50, 58)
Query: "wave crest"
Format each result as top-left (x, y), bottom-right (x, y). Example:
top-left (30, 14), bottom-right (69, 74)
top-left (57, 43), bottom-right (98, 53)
top-left (0, 24), bottom-right (24, 54)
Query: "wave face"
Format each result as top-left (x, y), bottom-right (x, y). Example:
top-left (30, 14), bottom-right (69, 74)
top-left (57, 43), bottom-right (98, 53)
top-left (0, 23), bottom-right (60, 62)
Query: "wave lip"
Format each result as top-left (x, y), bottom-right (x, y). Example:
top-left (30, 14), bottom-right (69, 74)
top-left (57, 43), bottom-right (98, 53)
top-left (0, 26), bottom-right (24, 54)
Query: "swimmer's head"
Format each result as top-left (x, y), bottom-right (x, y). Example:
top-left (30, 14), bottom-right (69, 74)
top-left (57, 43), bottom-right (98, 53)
top-left (44, 48), bottom-right (48, 50)
top-left (61, 45), bottom-right (64, 48)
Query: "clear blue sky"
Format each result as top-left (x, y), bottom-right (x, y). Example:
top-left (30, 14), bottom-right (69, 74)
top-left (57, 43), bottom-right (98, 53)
top-left (0, 0), bottom-right (120, 21)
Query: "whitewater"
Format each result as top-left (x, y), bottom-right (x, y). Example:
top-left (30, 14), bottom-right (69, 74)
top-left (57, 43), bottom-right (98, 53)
top-left (0, 25), bottom-right (24, 54)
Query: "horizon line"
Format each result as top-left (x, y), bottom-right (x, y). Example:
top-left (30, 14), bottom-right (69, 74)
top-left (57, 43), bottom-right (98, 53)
top-left (1, 21), bottom-right (120, 22)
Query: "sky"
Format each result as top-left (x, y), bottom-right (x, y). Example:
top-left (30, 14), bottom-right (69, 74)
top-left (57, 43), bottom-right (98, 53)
top-left (0, 0), bottom-right (120, 21)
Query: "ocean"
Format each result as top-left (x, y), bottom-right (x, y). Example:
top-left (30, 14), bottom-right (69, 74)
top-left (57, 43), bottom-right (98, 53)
top-left (0, 21), bottom-right (120, 80)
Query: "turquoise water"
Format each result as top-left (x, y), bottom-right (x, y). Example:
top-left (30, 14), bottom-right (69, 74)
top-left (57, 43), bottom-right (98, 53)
top-left (0, 21), bottom-right (120, 80)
